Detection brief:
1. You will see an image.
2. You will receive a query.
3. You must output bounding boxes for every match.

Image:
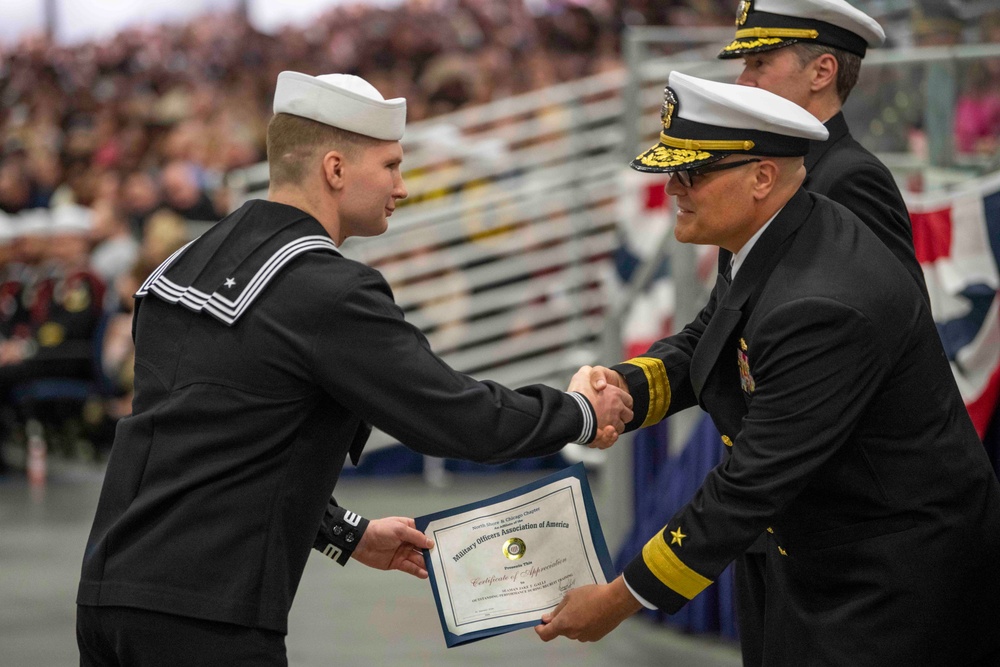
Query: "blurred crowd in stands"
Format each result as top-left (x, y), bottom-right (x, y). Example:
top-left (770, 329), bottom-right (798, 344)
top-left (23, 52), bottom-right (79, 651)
top-left (0, 0), bottom-right (738, 470)
top-left (1, 0), bottom-right (999, 472)
top-left (952, 11), bottom-right (1000, 156)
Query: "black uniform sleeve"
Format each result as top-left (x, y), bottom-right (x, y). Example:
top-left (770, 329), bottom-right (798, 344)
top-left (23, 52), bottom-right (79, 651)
top-left (312, 497), bottom-right (370, 566)
top-left (306, 267), bottom-right (591, 462)
top-left (822, 161), bottom-right (929, 303)
top-left (611, 282), bottom-right (719, 431)
top-left (623, 297), bottom-right (889, 611)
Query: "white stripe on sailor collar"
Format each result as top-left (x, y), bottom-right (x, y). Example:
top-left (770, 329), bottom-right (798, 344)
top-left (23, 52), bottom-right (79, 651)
top-left (137, 235), bottom-right (338, 326)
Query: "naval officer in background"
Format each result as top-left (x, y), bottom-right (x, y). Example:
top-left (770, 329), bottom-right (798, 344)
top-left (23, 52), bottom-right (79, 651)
top-left (715, 2), bottom-right (933, 661)
top-left (719, 0), bottom-right (928, 302)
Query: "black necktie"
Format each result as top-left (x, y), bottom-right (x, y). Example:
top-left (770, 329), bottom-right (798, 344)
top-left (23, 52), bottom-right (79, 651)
top-left (722, 257), bottom-right (733, 285)
top-left (716, 257), bottom-right (732, 303)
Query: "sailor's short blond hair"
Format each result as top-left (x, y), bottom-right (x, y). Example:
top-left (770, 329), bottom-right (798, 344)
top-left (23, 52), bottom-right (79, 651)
top-left (266, 113), bottom-right (380, 186)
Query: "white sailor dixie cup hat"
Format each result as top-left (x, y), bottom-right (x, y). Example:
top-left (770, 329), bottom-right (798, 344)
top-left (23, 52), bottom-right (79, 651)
top-left (50, 204), bottom-right (94, 236)
top-left (719, 0), bottom-right (886, 59)
top-left (0, 211), bottom-right (15, 244)
top-left (630, 71), bottom-right (829, 174)
top-left (272, 71), bottom-right (407, 141)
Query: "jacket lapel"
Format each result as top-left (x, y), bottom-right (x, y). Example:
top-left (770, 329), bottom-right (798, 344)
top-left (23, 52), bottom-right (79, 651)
top-left (689, 189), bottom-right (815, 400)
top-left (349, 422), bottom-right (372, 466)
top-left (690, 302), bottom-right (741, 399)
top-left (803, 112), bottom-right (849, 182)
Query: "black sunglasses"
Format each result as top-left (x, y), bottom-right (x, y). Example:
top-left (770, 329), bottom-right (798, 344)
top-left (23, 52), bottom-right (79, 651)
top-left (670, 158), bottom-right (762, 188)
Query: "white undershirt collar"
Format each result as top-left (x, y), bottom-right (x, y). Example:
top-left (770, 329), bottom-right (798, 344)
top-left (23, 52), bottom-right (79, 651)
top-left (730, 205), bottom-right (784, 280)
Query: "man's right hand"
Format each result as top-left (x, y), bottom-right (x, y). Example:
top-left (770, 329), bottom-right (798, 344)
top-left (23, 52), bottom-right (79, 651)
top-left (586, 365), bottom-right (628, 393)
top-left (569, 365), bottom-right (632, 449)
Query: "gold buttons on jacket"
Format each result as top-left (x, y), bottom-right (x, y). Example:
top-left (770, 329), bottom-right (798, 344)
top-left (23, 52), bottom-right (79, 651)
top-left (722, 435), bottom-right (733, 447)
top-left (778, 546), bottom-right (788, 556)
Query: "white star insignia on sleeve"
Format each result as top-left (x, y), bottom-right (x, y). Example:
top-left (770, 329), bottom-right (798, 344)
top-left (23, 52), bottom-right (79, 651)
top-left (224, 277), bottom-right (236, 288)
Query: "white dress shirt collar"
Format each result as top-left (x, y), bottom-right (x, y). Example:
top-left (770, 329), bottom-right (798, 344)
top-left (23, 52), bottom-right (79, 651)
top-left (730, 206), bottom-right (784, 280)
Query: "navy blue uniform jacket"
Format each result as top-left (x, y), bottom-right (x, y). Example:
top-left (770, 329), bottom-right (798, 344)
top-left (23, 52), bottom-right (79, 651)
top-left (804, 112), bottom-right (928, 302)
top-left (615, 189), bottom-right (1000, 665)
top-left (77, 201), bottom-right (591, 633)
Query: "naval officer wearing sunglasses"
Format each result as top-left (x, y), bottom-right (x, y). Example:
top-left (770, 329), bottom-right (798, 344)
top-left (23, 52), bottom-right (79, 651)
top-left (541, 71), bottom-right (1000, 667)
top-left (669, 157), bottom-right (762, 189)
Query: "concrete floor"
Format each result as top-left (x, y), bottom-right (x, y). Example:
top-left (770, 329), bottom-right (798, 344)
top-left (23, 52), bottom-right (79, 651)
top-left (0, 460), bottom-right (742, 666)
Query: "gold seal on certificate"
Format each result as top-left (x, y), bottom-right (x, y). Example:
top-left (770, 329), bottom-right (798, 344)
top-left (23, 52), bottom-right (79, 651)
top-left (503, 538), bottom-right (526, 560)
top-left (415, 464), bottom-right (613, 647)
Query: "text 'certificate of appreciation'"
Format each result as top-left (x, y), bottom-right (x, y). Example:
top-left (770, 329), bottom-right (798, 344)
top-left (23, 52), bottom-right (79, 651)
top-left (415, 463), bottom-right (613, 647)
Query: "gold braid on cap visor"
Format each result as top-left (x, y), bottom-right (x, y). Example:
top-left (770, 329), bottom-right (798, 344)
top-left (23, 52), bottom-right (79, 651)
top-left (659, 133), bottom-right (756, 152)
top-left (721, 27), bottom-right (820, 52)
top-left (636, 147), bottom-right (712, 168)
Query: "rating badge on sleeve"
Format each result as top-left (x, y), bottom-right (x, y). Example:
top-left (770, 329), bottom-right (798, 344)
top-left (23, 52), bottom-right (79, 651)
top-left (737, 341), bottom-right (755, 394)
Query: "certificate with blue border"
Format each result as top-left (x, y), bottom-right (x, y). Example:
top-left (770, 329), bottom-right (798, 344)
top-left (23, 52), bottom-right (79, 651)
top-left (415, 463), bottom-right (614, 647)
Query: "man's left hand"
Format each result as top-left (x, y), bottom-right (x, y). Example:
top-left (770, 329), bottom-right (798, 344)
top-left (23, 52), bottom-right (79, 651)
top-left (351, 516), bottom-right (434, 579)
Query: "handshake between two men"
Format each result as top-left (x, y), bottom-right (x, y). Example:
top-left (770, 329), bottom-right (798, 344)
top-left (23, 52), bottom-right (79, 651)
top-left (569, 365), bottom-right (633, 450)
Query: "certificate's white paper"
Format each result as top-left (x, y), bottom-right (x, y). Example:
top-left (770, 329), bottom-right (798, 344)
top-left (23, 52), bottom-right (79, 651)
top-left (416, 464), bottom-right (612, 646)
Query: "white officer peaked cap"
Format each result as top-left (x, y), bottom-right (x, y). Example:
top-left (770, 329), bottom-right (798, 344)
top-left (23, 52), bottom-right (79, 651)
top-left (273, 71), bottom-right (406, 141)
top-left (50, 204), bottom-right (94, 236)
top-left (720, 0), bottom-right (885, 59)
top-left (631, 71), bottom-right (828, 173)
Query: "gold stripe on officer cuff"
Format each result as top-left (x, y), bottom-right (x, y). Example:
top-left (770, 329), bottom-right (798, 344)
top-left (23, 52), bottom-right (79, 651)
top-left (622, 357), bottom-right (670, 427)
top-left (734, 27), bottom-right (819, 40)
top-left (660, 133), bottom-right (755, 152)
top-left (642, 535), bottom-right (713, 600)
